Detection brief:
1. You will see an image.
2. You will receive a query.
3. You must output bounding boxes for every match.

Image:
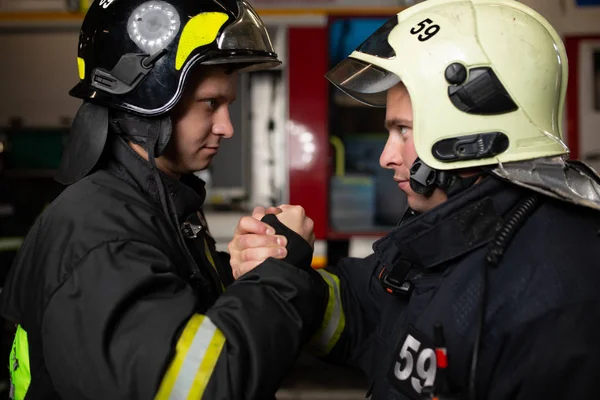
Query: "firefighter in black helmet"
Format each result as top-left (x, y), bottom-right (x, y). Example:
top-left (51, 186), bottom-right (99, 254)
top-left (0, 1), bottom-right (327, 399)
top-left (59, 0), bottom-right (282, 184)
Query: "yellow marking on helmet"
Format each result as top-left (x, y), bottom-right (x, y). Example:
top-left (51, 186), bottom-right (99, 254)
top-left (78, 0), bottom-right (90, 12)
top-left (175, 12), bottom-right (229, 71)
top-left (77, 57), bottom-right (85, 80)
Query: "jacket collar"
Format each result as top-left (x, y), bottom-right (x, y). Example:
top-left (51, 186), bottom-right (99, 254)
top-left (105, 136), bottom-right (207, 223)
top-left (373, 177), bottom-right (528, 271)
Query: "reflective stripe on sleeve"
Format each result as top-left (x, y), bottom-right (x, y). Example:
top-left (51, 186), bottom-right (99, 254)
top-left (155, 314), bottom-right (226, 400)
top-left (307, 269), bottom-right (346, 357)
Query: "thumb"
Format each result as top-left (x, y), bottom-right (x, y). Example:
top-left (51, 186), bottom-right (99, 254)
top-left (252, 206), bottom-right (267, 220)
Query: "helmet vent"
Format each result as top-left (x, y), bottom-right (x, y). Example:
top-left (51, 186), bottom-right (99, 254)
top-left (446, 67), bottom-right (518, 115)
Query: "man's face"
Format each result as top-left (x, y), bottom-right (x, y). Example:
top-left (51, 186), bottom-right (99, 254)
top-left (157, 66), bottom-right (237, 177)
top-left (380, 83), bottom-right (447, 213)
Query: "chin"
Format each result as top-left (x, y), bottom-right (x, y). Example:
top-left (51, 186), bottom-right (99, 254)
top-left (407, 191), bottom-right (448, 213)
top-left (407, 199), bottom-right (425, 213)
top-left (191, 159), bottom-right (212, 172)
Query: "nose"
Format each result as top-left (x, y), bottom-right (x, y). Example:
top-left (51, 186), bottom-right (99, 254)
top-left (213, 106), bottom-right (234, 138)
top-left (379, 134), bottom-right (403, 169)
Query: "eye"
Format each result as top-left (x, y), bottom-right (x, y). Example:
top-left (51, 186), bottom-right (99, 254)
top-left (203, 99), bottom-right (218, 109)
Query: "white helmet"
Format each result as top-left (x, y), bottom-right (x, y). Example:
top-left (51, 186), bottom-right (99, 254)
top-left (326, 0), bottom-right (570, 195)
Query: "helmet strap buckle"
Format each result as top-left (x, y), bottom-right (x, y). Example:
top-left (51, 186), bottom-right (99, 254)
top-left (409, 158), bottom-right (485, 198)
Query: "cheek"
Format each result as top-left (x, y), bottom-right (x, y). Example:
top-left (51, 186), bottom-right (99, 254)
top-left (402, 137), bottom-right (418, 167)
top-left (174, 116), bottom-right (209, 146)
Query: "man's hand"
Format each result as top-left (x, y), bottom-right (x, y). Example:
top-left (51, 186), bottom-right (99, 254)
top-left (228, 206), bottom-right (287, 279)
top-left (251, 206), bottom-right (282, 221)
top-left (275, 205), bottom-right (315, 247)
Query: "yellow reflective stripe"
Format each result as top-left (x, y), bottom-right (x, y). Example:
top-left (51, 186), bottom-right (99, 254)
top-left (155, 315), bottom-right (203, 399)
top-left (203, 237), bottom-right (225, 292)
top-left (308, 270), bottom-right (346, 357)
top-left (77, 57), bottom-right (85, 80)
top-left (188, 328), bottom-right (226, 399)
top-left (10, 325), bottom-right (31, 400)
top-left (155, 315), bottom-right (226, 400)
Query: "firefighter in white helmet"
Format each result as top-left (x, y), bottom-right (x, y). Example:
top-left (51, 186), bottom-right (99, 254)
top-left (230, 0), bottom-right (600, 398)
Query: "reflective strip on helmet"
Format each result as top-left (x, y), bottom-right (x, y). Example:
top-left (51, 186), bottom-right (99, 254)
top-left (308, 270), bottom-right (346, 357)
top-left (77, 57), bottom-right (85, 80)
top-left (9, 325), bottom-right (31, 400)
top-left (175, 12), bottom-right (229, 70)
top-left (155, 314), bottom-right (226, 400)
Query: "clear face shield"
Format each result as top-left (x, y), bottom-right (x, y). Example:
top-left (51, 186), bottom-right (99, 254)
top-left (325, 58), bottom-right (400, 107)
top-left (325, 16), bottom-right (401, 107)
top-left (204, 0), bottom-right (281, 71)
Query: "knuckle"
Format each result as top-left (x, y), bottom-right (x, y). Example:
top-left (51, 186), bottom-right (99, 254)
top-left (229, 252), bottom-right (240, 266)
top-left (237, 218), bottom-right (248, 230)
top-left (241, 249), bottom-right (252, 262)
top-left (244, 248), bottom-right (261, 263)
top-left (238, 235), bottom-right (249, 249)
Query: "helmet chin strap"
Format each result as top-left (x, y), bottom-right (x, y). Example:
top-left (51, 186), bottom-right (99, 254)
top-left (397, 158), bottom-right (482, 226)
top-left (409, 157), bottom-right (484, 199)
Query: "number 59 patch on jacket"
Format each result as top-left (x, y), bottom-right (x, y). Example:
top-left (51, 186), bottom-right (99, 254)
top-left (388, 325), bottom-right (437, 399)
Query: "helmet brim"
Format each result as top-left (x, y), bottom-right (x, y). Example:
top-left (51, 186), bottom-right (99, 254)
top-left (202, 50), bottom-right (281, 72)
top-left (325, 57), bottom-right (400, 108)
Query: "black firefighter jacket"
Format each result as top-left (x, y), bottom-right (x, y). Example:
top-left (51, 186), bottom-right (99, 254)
top-left (301, 176), bottom-right (600, 400)
top-left (0, 136), bottom-right (328, 400)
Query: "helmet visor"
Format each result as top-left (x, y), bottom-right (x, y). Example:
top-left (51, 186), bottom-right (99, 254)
top-left (325, 57), bottom-right (400, 107)
top-left (205, 0), bottom-right (281, 71)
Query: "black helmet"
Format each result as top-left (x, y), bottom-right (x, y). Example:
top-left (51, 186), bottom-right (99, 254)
top-left (57, 0), bottom-right (280, 185)
top-left (70, 0), bottom-right (280, 116)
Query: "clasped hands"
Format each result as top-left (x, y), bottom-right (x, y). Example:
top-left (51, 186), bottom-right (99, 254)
top-left (228, 205), bottom-right (315, 279)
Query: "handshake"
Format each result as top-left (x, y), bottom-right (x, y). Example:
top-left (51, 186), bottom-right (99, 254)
top-left (228, 205), bottom-right (315, 279)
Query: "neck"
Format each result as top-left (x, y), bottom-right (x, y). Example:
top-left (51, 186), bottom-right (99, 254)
top-left (128, 141), bottom-right (181, 180)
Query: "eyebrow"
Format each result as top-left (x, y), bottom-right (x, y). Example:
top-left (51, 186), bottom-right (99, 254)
top-left (197, 93), bottom-right (236, 104)
top-left (384, 118), bottom-right (413, 130)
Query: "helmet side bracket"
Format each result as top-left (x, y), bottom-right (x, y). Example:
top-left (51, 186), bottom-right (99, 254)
top-left (91, 49), bottom-right (168, 95)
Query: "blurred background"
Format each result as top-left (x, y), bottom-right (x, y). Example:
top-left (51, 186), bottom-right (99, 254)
top-left (0, 0), bottom-right (599, 398)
